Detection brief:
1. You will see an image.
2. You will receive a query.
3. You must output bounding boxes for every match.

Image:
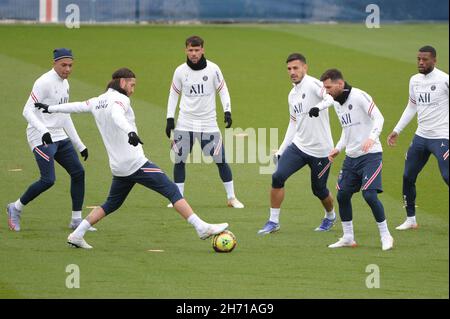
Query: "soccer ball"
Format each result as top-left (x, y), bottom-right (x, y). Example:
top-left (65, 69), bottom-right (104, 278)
top-left (212, 230), bottom-right (237, 253)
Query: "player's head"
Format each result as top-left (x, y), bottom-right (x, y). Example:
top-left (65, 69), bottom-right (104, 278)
top-left (53, 48), bottom-right (73, 79)
top-left (417, 45), bottom-right (436, 74)
top-left (107, 68), bottom-right (136, 97)
top-left (185, 35), bottom-right (205, 64)
top-left (286, 53), bottom-right (307, 84)
top-left (320, 68), bottom-right (345, 98)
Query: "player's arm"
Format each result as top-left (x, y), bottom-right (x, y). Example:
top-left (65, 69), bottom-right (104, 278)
top-left (166, 69), bottom-right (182, 138)
top-left (308, 82), bottom-right (334, 117)
top-left (63, 117), bottom-right (88, 160)
top-left (360, 95), bottom-right (384, 152)
top-left (111, 100), bottom-right (143, 146)
top-left (214, 66), bottom-right (232, 128)
top-left (329, 129), bottom-right (346, 162)
top-left (23, 83), bottom-right (50, 135)
top-left (43, 100), bottom-right (94, 114)
top-left (276, 103), bottom-right (297, 158)
top-left (387, 79), bottom-right (417, 146)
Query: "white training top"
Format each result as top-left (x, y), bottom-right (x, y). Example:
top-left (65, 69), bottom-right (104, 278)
top-left (167, 60), bottom-right (231, 132)
top-left (48, 89), bottom-right (148, 177)
top-left (22, 68), bottom-right (85, 151)
top-left (394, 67), bottom-right (449, 139)
top-left (333, 87), bottom-right (384, 158)
top-left (278, 74), bottom-right (335, 158)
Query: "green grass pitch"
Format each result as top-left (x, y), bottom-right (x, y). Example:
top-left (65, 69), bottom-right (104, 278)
top-left (0, 23), bottom-right (448, 298)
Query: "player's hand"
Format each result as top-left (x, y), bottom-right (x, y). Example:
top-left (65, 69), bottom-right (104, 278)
top-left (328, 149), bottom-right (340, 162)
top-left (41, 132), bottom-right (53, 145)
top-left (165, 118), bottom-right (175, 138)
top-left (128, 132), bottom-right (144, 147)
top-left (362, 138), bottom-right (375, 153)
top-left (387, 131), bottom-right (398, 147)
top-left (80, 148), bottom-right (88, 161)
top-left (35, 102), bottom-right (51, 114)
top-left (224, 111), bottom-right (232, 128)
top-left (308, 107), bottom-right (320, 118)
top-left (273, 153), bottom-right (281, 165)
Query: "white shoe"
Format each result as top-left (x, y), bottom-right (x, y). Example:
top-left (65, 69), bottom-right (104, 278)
top-left (395, 219), bottom-right (418, 231)
top-left (67, 233), bottom-right (93, 249)
top-left (197, 223), bottom-right (229, 240)
top-left (227, 198), bottom-right (244, 209)
top-left (381, 235), bottom-right (394, 251)
top-left (167, 203), bottom-right (173, 208)
top-left (328, 237), bottom-right (357, 248)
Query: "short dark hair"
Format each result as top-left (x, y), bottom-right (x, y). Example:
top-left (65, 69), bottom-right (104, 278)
top-left (286, 53), bottom-right (306, 64)
top-left (320, 68), bottom-right (344, 82)
top-left (112, 68), bottom-right (135, 79)
top-left (419, 45), bottom-right (436, 57)
top-left (186, 36), bottom-right (204, 47)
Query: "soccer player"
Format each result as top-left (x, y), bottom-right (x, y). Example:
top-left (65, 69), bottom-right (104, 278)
top-left (257, 53), bottom-right (337, 235)
top-left (317, 68), bottom-right (394, 251)
top-left (165, 35), bottom-right (244, 209)
top-left (387, 46), bottom-right (449, 230)
top-left (6, 48), bottom-right (92, 232)
top-left (35, 68), bottom-right (229, 249)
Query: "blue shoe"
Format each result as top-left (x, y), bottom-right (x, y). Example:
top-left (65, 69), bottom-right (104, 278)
top-left (315, 217), bottom-right (336, 232)
top-left (257, 221), bottom-right (280, 235)
top-left (7, 203), bottom-right (21, 232)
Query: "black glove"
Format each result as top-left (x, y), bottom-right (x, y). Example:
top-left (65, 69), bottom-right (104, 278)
top-left (128, 132), bottom-right (143, 147)
top-left (308, 107), bottom-right (320, 118)
top-left (42, 132), bottom-right (53, 145)
top-left (35, 102), bottom-right (51, 114)
top-left (224, 111), bottom-right (232, 128)
top-left (165, 118), bottom-right (175, 138)
top-left (80, 148), bottom-right (88, 161)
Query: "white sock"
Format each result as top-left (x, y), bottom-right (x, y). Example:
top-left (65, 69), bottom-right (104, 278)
top-left (72, 211), bottom-right (82, 219)
top-left (269, 208), bottom-right (280, 224)
top-left (176, 183), bottom-right (185, 196)
top-left (14, 199), bottom-right (24, 211)
top-left (223, 181), bottom-right (236, 200)
top-left (342, 221), bottom-right (354, 240)
top-left (407, 216), bottom-right (417, 224)
top-left (377, 220), bottom-right (391, 238)
top-left (324, 208), bottom-right (336, 220)
top-left (187, 213), bottom-right (208, 231)
top-left (72, 219), bottom-right (91, 238)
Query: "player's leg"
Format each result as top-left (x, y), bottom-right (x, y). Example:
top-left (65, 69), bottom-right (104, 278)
top-left (201, 131), bottom-right (243, 208)
top-left (308, 156), bottom-right (336, 231)
top-left (398, 135), bottom-right (430, 230)
top-left (258, 144), bottom-right (306, 235)
top-left (7, 143), bottom-right (57, 231)
top-left (68, 176), bottom-right (135, 249)
top-left (53, 139), bottom-right (92, 230)
top-left (171, 130), bottom-right (193, 199)
top-left (428, 138), bottom-right (449, 186)
top-left (329, 156), bottom-right (358, 248)
top-left (359, 153), bottom-right (393, 250)
top-left (135, 162), bottom-right (228, 239)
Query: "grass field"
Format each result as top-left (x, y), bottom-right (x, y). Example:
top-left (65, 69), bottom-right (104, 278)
top-left (0, 23), bottom-right (448, 299)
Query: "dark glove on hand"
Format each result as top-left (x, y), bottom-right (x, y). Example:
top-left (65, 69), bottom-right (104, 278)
top-left (224, 111), bottom-right (232, 128)
top-left (128, 132), bottom-right (144, 147)
top-left (42, 132), bottom-right (53, 145)
top-left (308, 107), bottom-right (320, 118)
top-left (35, 102), bottom-right (51, 114)
top-left (165, 118), bottom-right (175, 138)
top-left (80, 148), bottom-right (88, 161)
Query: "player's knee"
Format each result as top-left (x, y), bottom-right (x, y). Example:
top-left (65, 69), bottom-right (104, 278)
top-left (362, 189), bottom-right (378, 205)
top-left (39, 177), bottom-right (55, 190)
top-left (312, 186), bottom-right (329, 200)
top-left (272, 171), bottom-right (286, 188)
top-left (337, 190), bottom-right (351, 204)
top-left (71, 169), bottom-right (85, 182)
top-left (403, 171), bottom-right (415, 185)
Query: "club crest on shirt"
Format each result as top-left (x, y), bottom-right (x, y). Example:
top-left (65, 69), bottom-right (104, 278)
top-left (431, 85), bottom-right (436, 91)
top-left (348, 104), bottom-right (353, 110)
top-left (203, 76), bottom-right (208, 81)
top-left (302, 93), bottom-right (306, 99)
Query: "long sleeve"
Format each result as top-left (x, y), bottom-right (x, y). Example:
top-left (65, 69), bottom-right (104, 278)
top-left (368, 103), bottom-right (384, 141)
top-left (215, 66), bottom-right (231, 113)
top-left (167, 70), bottom-right (181, 118)
top-left (111, 102), bottom-right (134, 134)
top-left (23, 86), bottom-right (49, 134)
top-left (335, 129), bottom-right (346, 152)
top-left (63, 117), bottom-right (86, 152)
top-left (277, 119), bottom-right (296, 155)
top-left (48, 101), bottom-right (92, 114)
top-left (393, 101), bottom-right (417, 134)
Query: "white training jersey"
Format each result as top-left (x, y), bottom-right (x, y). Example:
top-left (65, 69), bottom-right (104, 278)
top-left (279, 74), bottom-right (334, 158)
top-left (394, 67), bottom-right (449, 139)
top-left (334, 87), bottom-right (384, 158)
top-left (167, 60), bottom-right (231, 132)
top-left (48, 89), bottom-right (148, 177)
top-left (23, 68), bottom-right (85, 151)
